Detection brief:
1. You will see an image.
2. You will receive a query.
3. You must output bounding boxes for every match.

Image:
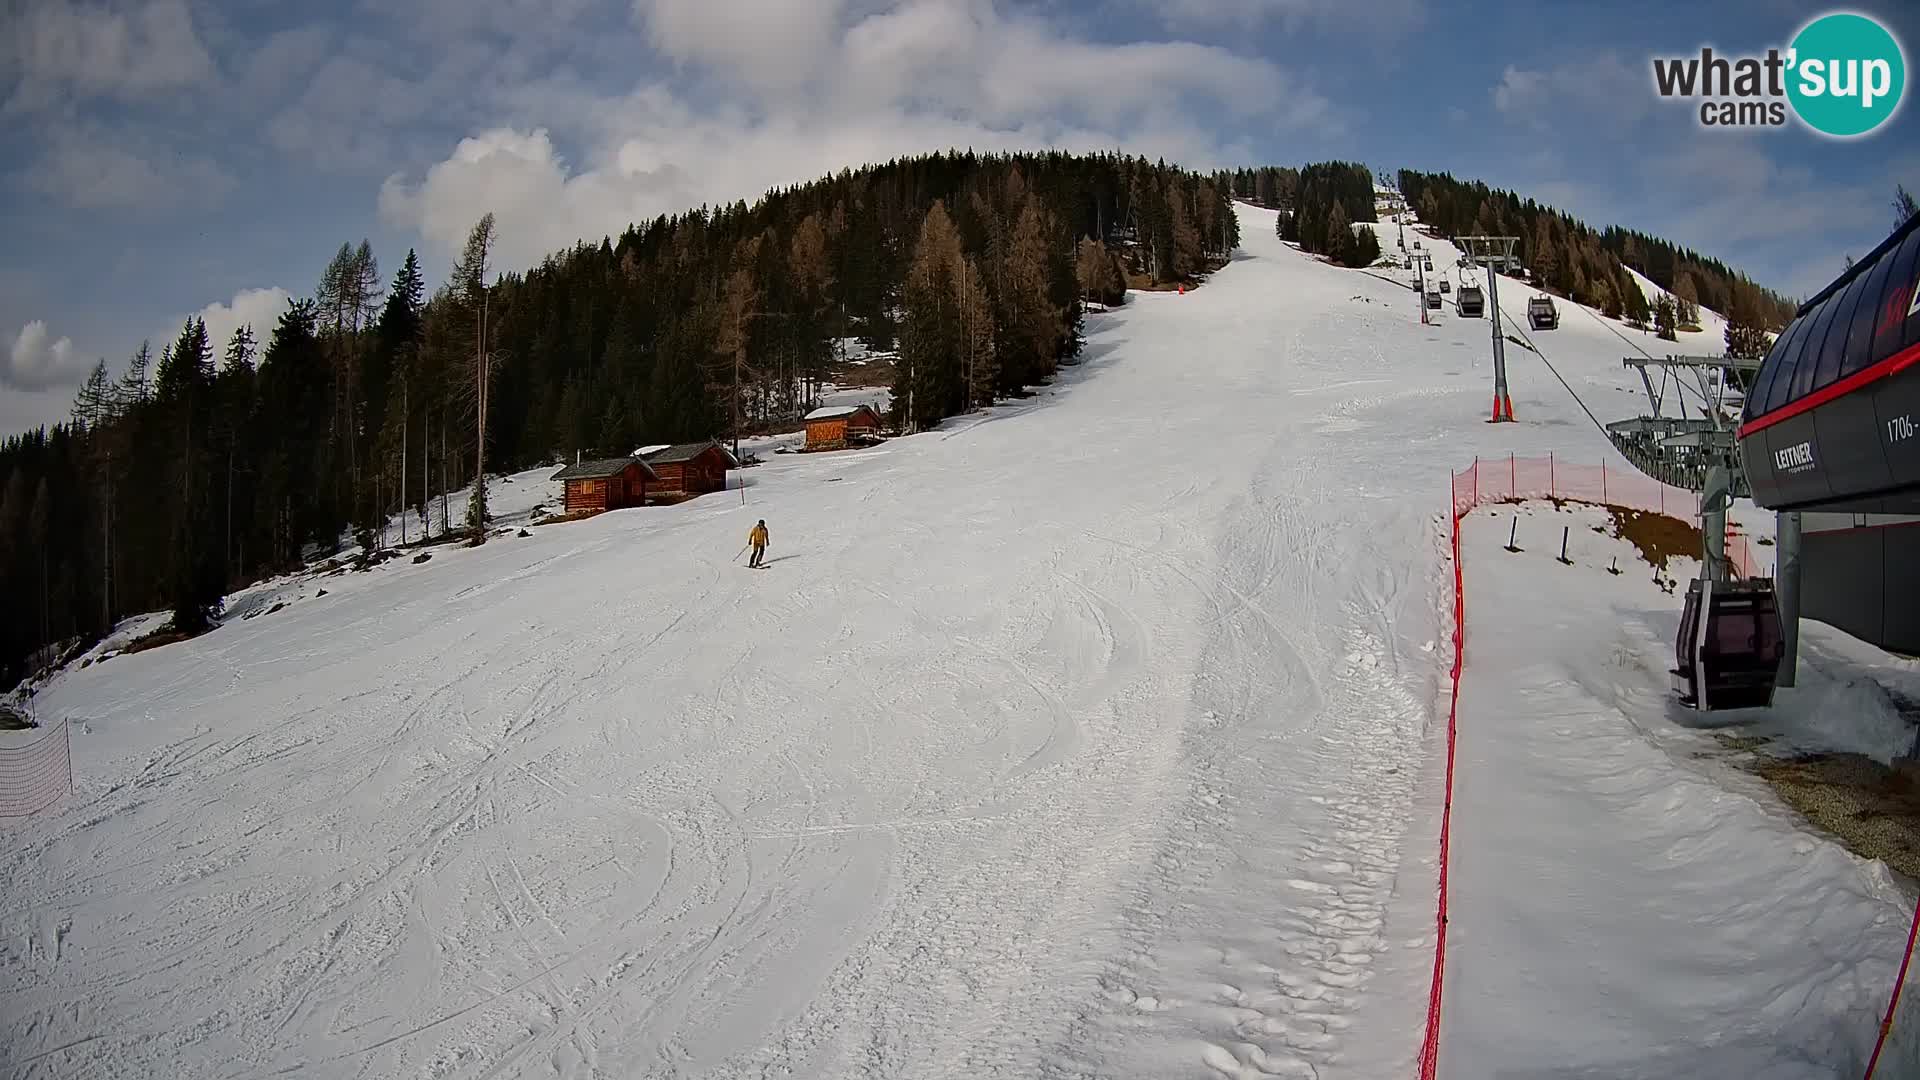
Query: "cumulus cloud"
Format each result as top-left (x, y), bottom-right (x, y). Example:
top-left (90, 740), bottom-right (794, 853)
top-left (386, 0), bottom-right (1328, 267)
top-left (1130, 0), bottom-right (1425, 31)
top-left (1492, 53), bottom-right (1648, 131)
top-left (161, 287), bottom-right (293, 359)
top-left (0, 0), bottom-right (214, 111)
top-left (637, 0), bottom-right (847, 92)
top-left (6, 321), bottom-right (88, 391)
top-left (27, 128), bottom-right (235, 210)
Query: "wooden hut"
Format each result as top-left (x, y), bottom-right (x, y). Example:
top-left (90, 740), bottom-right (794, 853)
top-left (803, 404), bottom-right (882, 450)
top-left (639, 441), bottom-right (737, 497)
top-left (550, 457), bottom-right (654, 514)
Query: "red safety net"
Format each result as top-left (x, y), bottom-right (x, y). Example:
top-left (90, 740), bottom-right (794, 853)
top-left (1448, 453), bottom-right (1763, 579)
top-left (1417, 483), bottom-right (1467, 1080)
top-left (1421, 454), bottom-right (1773, 1079)
top-left (0, 719), bottom-right (72, 817)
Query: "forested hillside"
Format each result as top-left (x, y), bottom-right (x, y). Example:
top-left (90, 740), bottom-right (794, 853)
top-left (1396, 170), bottom-right (1798, 343)
top-left (1223, 163), bottom-right (1382, 267)
top-left (0, 151), bottom-right (1237, 687)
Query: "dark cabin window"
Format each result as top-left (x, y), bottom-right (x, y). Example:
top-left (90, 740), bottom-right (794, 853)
top-left (1840, 250), bottom-right (1898, 379)
top-left (1878, 228), bottom-right (1920, 359)
top-left (1786, 289), bottom-right (1845, 403)
top-left (1811, 272), bottom-right (1872, 390)
top-left (1748, 314), bottom-right (1806, 419)
top-left (1760, 311), bottom-right (1816, 415)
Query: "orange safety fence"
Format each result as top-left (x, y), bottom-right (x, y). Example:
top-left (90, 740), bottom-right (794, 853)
top-left (0, 719), bottom-right (72, 817)
top-left (1421, 454), bottom-right (1771, 1080)
top-left (1448, 453), bottom-right (1765, 579)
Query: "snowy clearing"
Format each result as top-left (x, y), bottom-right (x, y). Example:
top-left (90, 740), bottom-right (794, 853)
top-left (1445, 501), bottom-right (1915, 1076)
top-left (3, 202), bottom-right (1912, 1079)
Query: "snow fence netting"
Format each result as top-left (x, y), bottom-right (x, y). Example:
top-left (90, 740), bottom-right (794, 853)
top-left (1439, 455), bottom-right (1920, 1080)
top-left (0, 719), bottom-right (72, 817)
top-left (1447, 454), bottom-right (1763, 580)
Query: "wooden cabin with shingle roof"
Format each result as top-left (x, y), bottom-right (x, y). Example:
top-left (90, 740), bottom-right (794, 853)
top-left (638, 441), bottom-right (737, 497)
top-left (550, 456), bottom-right (655, 514)
top-left (803, 404), bottom-right (882, 450)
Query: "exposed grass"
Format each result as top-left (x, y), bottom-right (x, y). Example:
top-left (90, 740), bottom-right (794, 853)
top-left (1748, 751), bottom-right (1920, 881)
top-left (123, 624), bottom-right (210, 656)
top-left (1604, 505), bottom-right (1702, 571)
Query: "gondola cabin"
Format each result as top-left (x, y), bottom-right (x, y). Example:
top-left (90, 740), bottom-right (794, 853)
top-left (1672, 578), bottom-right (1784, 711)
top-left (1457, 285), bottom-right (1484, 317)
top-left (803, 404), bottom-right (882, 451)
top-left (550, 457), bottom-right (653, 514)
top-left (639, 441), bottom-right (737, 497)
top-left (1528, 295), bottom-right (1560, 330)
top-left (1426, 288), bottom-right (1443, 310)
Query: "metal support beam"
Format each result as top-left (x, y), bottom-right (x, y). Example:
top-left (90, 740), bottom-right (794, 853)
top-left (1702, 465), bottom-right (1731, 584)
top-left (1457, 235), bottom-right (1519, 422)
top-left (1776, 510), bottom-right (1801, 688)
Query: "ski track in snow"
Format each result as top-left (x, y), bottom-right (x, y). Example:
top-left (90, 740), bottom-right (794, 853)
top-left (0, 204), bottom-right (1904, 1078)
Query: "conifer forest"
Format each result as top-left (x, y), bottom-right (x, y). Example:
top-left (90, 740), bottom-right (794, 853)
top-left (0, 151), bottom-right (1240, 685)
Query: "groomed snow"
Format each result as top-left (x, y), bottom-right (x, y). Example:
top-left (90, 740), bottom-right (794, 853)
top-left (2, 202), bottom-right (1910, 1079)
top-left (1446, 501), bottom-right (1915, 1076)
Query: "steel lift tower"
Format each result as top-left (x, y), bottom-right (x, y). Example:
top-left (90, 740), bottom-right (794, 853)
top-left (1456, 235), bottom-right (1520, 422)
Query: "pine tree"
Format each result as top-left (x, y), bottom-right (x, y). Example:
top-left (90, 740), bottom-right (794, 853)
top-left (1724, 287), bottom-right (1771, 359)
top-left (1672, 273), bottom-right (1701, 328)
top-left (1620, 270), bottom-right (1650, 327)
top-left (1006, 196), bottom-right (1060, 384)
top-left (72, 359), bottom-right (116, 430)
top-left (1593, 275), bottom-right (1621, 320)
top-left (1326, 200), bottom-right (1352, 264)
top-left (1530, 217), bottom-right (1559, 289)
top-left (1654, 294), bottom-right (1678, 341)
top-left (155, 317), bottom-right (222, 632)
top-left (119, 341), bottom-right (152, 405)
top-left (712, 234), bottom-right (764, 456)
top-left (1169, 186), bottom-right (1201, 279)
top-left (1076, 237), bottom-right (1122, 306)
top-left (452, 214), bottom-right (496, 545)
top-left (896, 201), bottom-right (965, 430)
top-left (1896, 184), bottom-right (1918, 230)
top-left (27, 477), bottom-right (50, 654)
top-left (958, 256), bottom-right (997, 410)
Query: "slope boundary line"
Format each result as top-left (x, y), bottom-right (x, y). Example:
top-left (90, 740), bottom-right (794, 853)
top-left (1415, 478), bottom-right (1466, 1079)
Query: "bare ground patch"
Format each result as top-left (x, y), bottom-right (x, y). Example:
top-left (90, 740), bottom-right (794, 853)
top-left (1744, 750), bottom-right (1920, 880)
top-left (1605, 506), bottom-right (1702, 571)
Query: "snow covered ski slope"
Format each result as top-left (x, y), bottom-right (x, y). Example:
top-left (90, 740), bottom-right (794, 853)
top-left (1, 202), bottom-right (1906, 1079)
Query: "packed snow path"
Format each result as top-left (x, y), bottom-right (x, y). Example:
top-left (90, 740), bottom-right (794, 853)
top-left (1444, 503), bottom-right (1916, 1077)
top-left (0, 204), bottom-right (1775, 1078)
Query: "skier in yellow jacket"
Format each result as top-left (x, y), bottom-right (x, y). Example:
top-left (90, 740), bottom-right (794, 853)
top-left (747, 519), bottom-right (770, 567)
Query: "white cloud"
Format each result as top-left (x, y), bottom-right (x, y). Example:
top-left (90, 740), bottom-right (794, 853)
top-left (267, 51), bottom-right (443, 173)
top-left (6, 320), bottom-right (88, 391)
top-left (164, 287), bottom-right (292, 359)
top-left (1123, 0), bottom-right (1424, 31)
top-left (1492, 53), bottom-right (1649, 132)
top-left (232, 24), bottom-right (335, 107)
top-left (385, 0), bottom-right (1328, 267)
top-left (637, 0), bottom-right (847, 92)
top-left (0, 0), bottom-right (214, 111)
top-left (27, 128), bottom-right (235, 210)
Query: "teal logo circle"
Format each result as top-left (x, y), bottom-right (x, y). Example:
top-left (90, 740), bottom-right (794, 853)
top-left (1787, 12), bottom-right (1906, 137)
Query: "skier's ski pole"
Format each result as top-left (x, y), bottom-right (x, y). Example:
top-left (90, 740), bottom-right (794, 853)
top-left (734, 542), bottom-right (750, 562)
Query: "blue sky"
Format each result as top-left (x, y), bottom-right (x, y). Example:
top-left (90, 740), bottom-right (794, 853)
top-left (3, 0), bottom-right (1917, 433)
